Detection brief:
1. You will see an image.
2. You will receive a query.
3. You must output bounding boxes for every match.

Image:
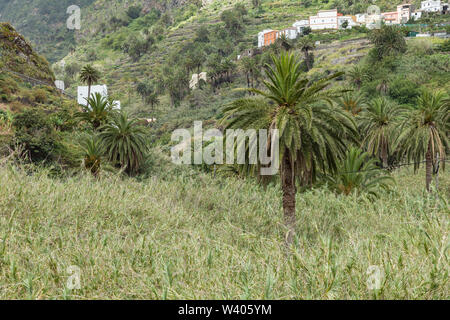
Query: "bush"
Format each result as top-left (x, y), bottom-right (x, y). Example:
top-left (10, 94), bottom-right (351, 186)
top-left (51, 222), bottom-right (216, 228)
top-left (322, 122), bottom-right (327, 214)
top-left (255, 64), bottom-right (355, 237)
top-left (32, 88), bottom-right (48, 104)
top-left (12, 109), bottom-right (60, 162)
top-left (126, 5), bottom-right (142, 20)
top-left (389, 77), bottom-right (420, 105)
top-left (408, 39), bottom-right (434, 55)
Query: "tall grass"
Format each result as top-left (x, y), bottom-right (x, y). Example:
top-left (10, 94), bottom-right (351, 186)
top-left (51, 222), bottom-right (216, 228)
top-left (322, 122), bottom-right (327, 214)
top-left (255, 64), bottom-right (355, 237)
top-left (0, 164), bottom-right (448, 299)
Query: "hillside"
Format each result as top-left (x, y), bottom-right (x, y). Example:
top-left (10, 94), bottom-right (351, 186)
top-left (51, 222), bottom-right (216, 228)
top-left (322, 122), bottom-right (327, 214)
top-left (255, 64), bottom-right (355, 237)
top-left (47, 0), bottom-right (449, 142)
top-left (0, 23), bottom-right (79, 163)
top-left (0, 22), bottom-right (54, 84)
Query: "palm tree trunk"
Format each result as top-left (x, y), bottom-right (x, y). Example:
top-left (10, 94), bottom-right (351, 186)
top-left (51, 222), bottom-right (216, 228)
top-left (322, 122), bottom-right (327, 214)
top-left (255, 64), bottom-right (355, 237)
top-left (381, 138), bottom-right (388, 168)
top-left (304, 52), bottom-right (310, 71)
top-left (281, 153), bottom-right (296, 246)
top-left (426, 143), bottom-right (432, 192)
top-left (87, 81), bottom-right (91, 108)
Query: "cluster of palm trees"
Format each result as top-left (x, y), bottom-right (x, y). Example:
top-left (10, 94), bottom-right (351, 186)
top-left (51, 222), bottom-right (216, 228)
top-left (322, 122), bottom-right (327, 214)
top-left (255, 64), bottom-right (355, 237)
top-left (221, 52), bottom-right (448, 245)
top-left (77, 65), bottom-right (149, 176)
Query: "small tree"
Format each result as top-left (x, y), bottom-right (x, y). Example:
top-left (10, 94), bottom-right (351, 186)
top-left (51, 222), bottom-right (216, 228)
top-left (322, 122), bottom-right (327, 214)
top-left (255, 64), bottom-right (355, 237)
top-left (395, 90), bottom-right (448, 192)
top-left (369, 25), bottom-right (407, 60)
top-left (80, 135), bottom-right (104, 177)
top-left (76, 93), bottom-right (114, 130)
top-left (99, 112), bottom-right (149, 174)
top-left (297, 36), bottom-right (316, 71)
top-left (359, 97), bottom-right (405, 168)
top-left (327, 147), bottom-right (394, 197)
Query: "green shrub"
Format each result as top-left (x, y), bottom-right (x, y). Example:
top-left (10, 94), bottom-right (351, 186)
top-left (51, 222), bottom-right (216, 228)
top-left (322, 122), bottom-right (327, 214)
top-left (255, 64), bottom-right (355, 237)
top-left (12, 109), bottom-right (60, 162)
top-left (389, 77), bottom-right (420, 105)
top-left (32, 88), bottom-right (48, 104)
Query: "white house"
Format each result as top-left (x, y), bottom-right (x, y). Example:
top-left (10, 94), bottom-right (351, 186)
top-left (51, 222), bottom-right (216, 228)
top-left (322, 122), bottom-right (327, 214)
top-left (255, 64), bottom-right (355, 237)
top-left (77, 84), bottom-right (108, 106)
top-left (258, 29), bottom-right (274, 48)
top-left (309, 9), bottom-right (339, 30)
top-left (292, 20), bottom-right (310, 33)
top-left (355, 13), bottom-right (367, 24)
top-left (277, 27), bottom-right (298, 40)
top-left (398, 4), bottom-right (414, 23)
top-left (421, 0), bottom-right (442, 12)
top-left (338, 16), bottom-right (358, 29)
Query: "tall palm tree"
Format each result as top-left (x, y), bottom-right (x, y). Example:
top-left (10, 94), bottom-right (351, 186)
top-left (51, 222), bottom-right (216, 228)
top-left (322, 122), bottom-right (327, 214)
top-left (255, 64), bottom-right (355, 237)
top-left (76, 93), bottom-right (114, 130)
top-left (79, 65), bottom-right (100, 107)
top-left (297, 36), bottom-right (316, 71)
top-left (221, 52), bottom-right (357, 245)
top-left (327, 147), bottom-right (394, 198)
top-left (395, 90), bottom-right (448, 192)
top-left (99, 112), bottom-right (149, 174)
top-left (359, 97), bottom-right (405, 168)
top-left (335, 90), bottom-right (367, 116)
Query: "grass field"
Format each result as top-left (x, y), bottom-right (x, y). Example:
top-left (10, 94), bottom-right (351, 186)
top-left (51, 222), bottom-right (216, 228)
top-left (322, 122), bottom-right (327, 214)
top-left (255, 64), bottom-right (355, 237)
top-left (0, 163), bottom-right (448, 299)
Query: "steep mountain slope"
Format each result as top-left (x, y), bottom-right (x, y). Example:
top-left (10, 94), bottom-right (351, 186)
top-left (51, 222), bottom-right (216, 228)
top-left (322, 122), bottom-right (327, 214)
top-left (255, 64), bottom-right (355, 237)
top-left (53, 1), bottom-right (424, 113)
top-left (0, 0), bottom-right (193, 62)
top-left (0, 0), bottom-right (95, 62)
top-left (0, 22), bottom-right (54, 84)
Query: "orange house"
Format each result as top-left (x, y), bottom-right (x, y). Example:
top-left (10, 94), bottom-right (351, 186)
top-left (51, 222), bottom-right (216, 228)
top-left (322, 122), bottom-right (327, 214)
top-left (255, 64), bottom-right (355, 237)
top-left (382, 11), bottom-right (399, 24)
top-left (264, 30), bottom-right (278, 46)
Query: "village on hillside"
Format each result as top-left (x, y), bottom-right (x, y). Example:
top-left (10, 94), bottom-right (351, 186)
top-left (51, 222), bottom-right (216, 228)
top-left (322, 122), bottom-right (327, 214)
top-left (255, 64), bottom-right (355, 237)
top-left (257, 1), bottom-right (450, 48)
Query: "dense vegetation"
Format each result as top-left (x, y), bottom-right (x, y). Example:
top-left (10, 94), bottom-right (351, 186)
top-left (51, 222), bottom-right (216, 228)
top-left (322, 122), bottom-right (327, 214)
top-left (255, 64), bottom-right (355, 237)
top-left (0, 163), bottom-right (448, 299)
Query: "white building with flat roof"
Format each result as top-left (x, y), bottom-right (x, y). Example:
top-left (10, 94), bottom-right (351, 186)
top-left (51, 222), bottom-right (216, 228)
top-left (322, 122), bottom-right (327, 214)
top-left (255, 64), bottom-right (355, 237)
top-left (277, 27), bottom-right (298, 40)
top-left (292, 19), bottom-right (310, 33)
top-left (77, 84), bottom-right (108, 106)
top-left (338, 16), bottom-right (358, 29)
top-left (355, 13), bottom-right (367, 24)
top-left (309, 9), bottom-right (339, 30)
top-left (421, 0), bottom-right (442, 12)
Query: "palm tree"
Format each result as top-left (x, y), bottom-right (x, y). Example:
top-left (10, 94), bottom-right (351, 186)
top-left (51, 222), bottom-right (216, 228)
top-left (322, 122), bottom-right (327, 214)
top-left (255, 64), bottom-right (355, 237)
top-left (347, 65), bottom-right (369, 89)
top-left (146, 92), bottom-right (160, 114)
top-left (79, 65), bottom-right (100, 107)
top-left (239, 56), bottom-right (258, 90)
top-left (395, 90), bottom-right (448, 192)
top-left (221, 52), bottom-right (357, 245)
top-left (327, 147), bottom-right (394, 198)
top-left (80, 135), bottom-right (104, 177)
top-left (297, 36), bottom-right (316, 71)
top-left (376, 79), bottom-right (390, 95)
top-left (359, 97), bottom-right (405, 168)
top-left (335, 90), bottom-right (367, 116)
top-left (99, 112), bottom-right (149, 174)
top-left (276, 34), bottom-right (294, 51)
top-left (76, 93), bottom-right (114, 130)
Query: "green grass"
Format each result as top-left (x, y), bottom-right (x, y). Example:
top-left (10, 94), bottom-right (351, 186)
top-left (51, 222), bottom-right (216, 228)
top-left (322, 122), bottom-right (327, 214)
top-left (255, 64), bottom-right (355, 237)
top-left (0, 161), bottom-right (448, 299)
